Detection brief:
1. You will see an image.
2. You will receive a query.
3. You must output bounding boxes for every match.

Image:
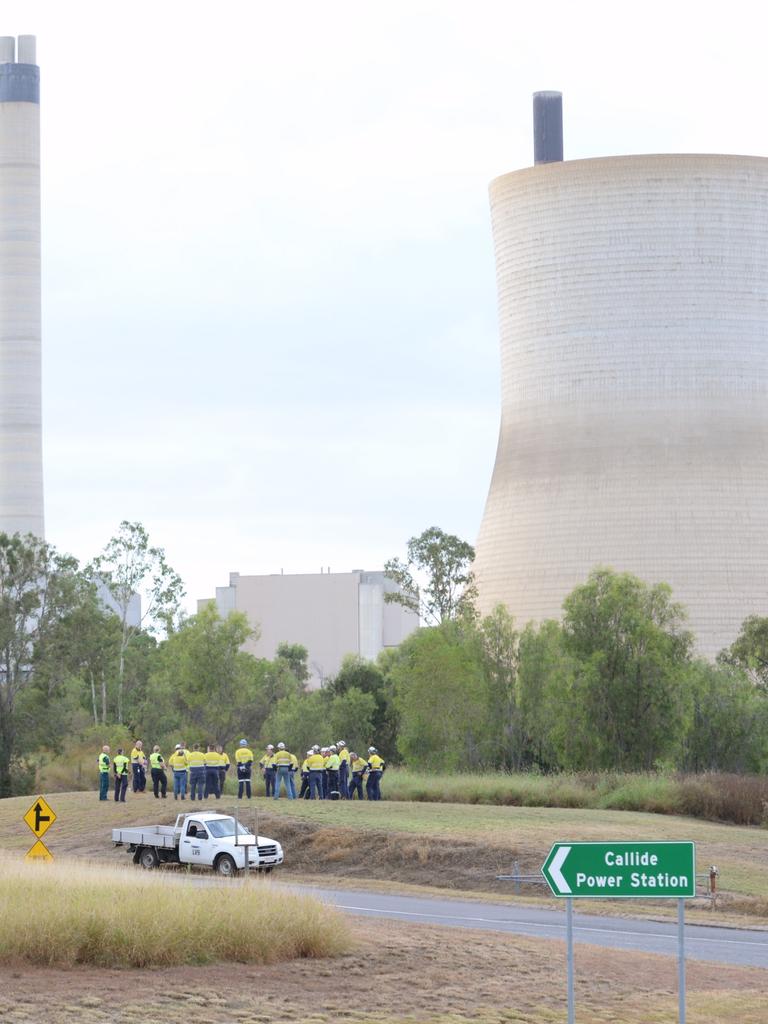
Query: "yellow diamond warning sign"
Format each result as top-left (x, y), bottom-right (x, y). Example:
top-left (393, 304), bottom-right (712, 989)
top-left (23, 796), bottom-right (56, 839)
top-left (25, 839), bottom-right (54, 861)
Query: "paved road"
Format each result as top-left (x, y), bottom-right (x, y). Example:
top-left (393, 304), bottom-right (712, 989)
top-left (295, 885), bottom-right (768, 969)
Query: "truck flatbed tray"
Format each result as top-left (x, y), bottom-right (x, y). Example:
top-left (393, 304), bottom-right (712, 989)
top-left (112, 826), bottom-right (180, 849)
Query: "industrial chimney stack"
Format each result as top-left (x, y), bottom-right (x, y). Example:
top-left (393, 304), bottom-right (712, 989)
top-left (0, 35), bottom-right (44, 538)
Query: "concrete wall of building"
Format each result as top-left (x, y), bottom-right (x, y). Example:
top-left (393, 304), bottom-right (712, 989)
top-left (0, 36), bottom-right (44, 538)
top-left (474, 154), bottom-right (768, 658)
top-left (199, 570), bottom-right (419, 685)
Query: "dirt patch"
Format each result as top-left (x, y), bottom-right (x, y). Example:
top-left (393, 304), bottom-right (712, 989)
top-left (267, 813), bottom-right (520, 891)
top-left (0, 916), bottom-right (764, 1024)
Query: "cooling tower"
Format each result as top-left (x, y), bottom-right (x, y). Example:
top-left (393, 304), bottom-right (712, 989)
top-left (0, 35), bottom-right (43, 538)
top-left (474, 93), bottom-right (768, 657)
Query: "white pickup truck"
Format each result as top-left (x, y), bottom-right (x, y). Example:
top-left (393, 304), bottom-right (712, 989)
top-left (112, 812), bottom-right (284, 877)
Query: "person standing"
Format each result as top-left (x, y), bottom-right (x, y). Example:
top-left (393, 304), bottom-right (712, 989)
top-left (98, 745), bottom-right (111, 801)
top-left (187, 744), bottom-right (206, 801)
top-left (273, 742), bottom-right (294, 799)
top-left (298, 751), bottom-right (311, 799)
top-left (307, 747), bottom-right (325, 799)
top-left (366, 747), bottom-right (385, 800)
top-left (149, 745), bottom-right (168, 799)
top-left (288, 750), bottom-right (299, 799)
top-left (168, 743), bottom-right (188, 800)
top-left (348, 752), bottom-right (367, 799)
top-left (217, 745), bottom-right (230, 795)
top-left (326, 745), bottom-right (341, 799)
top-left (321, 747), bottom-right (330, 799)
top-left (235, 739), bottom-right (254, 799)
top-left (204, 744), bottom-right (221, 800)
top-left (130, 740), bottom-right (147, 793)
top-left (337, 740), bottom-right (350, 799)
top-left (113, 747), bottom-right (130, 802)
top-left (260, 745), bottom-right (276, 797)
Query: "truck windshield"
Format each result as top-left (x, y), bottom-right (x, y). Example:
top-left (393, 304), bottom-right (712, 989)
top-left (206, 819), bottom-right (252, 839)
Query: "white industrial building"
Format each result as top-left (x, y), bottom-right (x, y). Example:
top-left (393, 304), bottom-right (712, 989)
top-left (474, 92), bottom-right (768, 657)
top-left (199, 570), bottom-right (419, 687)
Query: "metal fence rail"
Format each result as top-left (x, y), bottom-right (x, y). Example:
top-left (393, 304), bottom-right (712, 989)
top-left (496, 863), bottom-right (719, 902)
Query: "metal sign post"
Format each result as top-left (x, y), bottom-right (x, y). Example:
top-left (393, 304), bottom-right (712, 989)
top-left (566, 897), bottom-right (574, 1024)
top-left (684, 901), bottom-right (688, 1019)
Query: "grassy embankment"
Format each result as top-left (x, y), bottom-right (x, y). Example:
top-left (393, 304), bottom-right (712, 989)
top-left (4, 791), bottom-right (767, 918)
top-left (35, 752), bottom-right (768, 826)
top-left (0, 855), bottom-right (348, 967)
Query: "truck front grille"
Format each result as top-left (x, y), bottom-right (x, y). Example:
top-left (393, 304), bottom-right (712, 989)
top-left (258, 844), bottom-right (277, 857)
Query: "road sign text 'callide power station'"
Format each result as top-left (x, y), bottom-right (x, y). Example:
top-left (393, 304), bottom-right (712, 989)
top-left (541, 842), bottom-right (696, 898)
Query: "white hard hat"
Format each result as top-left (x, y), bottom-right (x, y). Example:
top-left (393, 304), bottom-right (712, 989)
top-left (306, 750), bottom-right (313, 756)
top-left (174, 744), bottom-right (182, 750)
top-left (368, 746), bottom-right (377, 753)
top-left (267, 744), bottom-right (274, 750)
top-left (239, 739), bottom-right (248, 746)
top-left (312, 744), bottom-right (320, 752)
top-left (337, 740), bottom-right (346, 747)
top-left (277, 742), bottom-right (285, 749)
top-left (329, 745), bottom-right (337, 752)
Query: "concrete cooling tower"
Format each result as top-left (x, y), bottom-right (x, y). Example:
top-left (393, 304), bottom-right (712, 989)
top-left (0, 35), bottom-right (43, 538)
top-left (474, 92), bottom-right (768, 657)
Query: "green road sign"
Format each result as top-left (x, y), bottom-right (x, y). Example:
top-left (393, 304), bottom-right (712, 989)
top-left (541, 841), bottom-right (696, 898)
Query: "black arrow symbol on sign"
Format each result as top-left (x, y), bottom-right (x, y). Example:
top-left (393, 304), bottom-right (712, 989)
top-left (34, 802), bottom-right (51, 832)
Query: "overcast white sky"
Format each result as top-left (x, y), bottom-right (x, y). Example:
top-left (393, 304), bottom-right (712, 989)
top-left (4, 0), bottom-right (768, 610)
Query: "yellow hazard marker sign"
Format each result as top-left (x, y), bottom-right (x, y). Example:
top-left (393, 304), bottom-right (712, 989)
top-left (23, 796), bottom-right (56, 839)
top-left (25, 838), bottom-right (54, 861)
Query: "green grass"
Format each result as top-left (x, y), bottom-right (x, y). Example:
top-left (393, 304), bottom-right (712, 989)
top-left (0, 854), bottom-right (349, 967)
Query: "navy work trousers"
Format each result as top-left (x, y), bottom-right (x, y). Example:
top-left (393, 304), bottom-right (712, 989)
top-left (151, 768), bottom-right (167, 798)
top-left (366, 772), bottom-right (382, 800)
top-left (309, 770), bottom-right (324, 799)
top-left (189, 767), bottom-right (205, 800)
top-left (204, 767), bottom-right (221, 799)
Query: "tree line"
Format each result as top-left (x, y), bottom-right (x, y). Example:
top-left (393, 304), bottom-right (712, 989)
top-left (1, 525), bottom-right (767, 796)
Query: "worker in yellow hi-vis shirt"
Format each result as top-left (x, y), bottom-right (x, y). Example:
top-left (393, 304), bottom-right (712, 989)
top-left (204, 744), bottom-right (222, 800)
top-left (366, 747), bottom-right (386, 801)
top-left (130, 740), bottom-right (147, 793)
top-left (306, 748), bottom-right (325, 800)
top-left (235, 740), bottom-right (254, 799)
top-left (168, 744), bottom-right (188, 800)
top-left (272, 742), bottom-right (294, 799)
top-left (187, 744), bottom-right (206, 801)
top-left (149, 746), bottom-right (167, 799)
top-left (217, 745), bottom-right (230, 795)
top-left (98, 745), bottom-right (111, 801)
top-left (113, 748), bottom-right (130, 802)
top-left (337, 740), bottom-right (351, 799)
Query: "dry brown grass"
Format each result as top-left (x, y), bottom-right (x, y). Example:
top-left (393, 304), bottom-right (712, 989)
top-left (0, 916), bottom-right (764, 1024)
top-left (0, 856), bottom-right (348, 967)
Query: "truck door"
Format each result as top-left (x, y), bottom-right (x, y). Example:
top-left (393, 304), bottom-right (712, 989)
top-left (180, 819), bottom-right (214, 866)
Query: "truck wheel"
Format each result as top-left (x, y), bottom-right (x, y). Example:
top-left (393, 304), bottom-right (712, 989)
top-left (139, 847), bottom-right (159, 870)
top-left (215, 853), bottom-right (238, 877)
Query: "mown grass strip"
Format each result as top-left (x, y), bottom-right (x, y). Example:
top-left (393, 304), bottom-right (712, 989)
top-left (0, 858), bottom-right (349, 967)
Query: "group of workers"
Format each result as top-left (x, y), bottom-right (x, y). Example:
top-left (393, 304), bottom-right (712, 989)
top-left (98, 738), bottom-right (386, 802)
